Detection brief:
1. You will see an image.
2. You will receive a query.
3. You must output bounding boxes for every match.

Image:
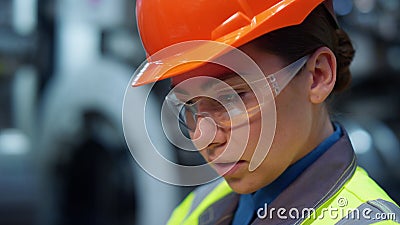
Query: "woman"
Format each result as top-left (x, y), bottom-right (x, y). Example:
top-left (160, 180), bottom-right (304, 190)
top-left (130, 0), bottom-right (400, 224)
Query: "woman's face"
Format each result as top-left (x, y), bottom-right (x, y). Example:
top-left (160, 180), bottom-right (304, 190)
top-left (171, 43), bottom-right (319, 194)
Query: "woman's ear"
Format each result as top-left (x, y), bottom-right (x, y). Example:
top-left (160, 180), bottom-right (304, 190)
top-left (305, 47), bottom-right (337, 104)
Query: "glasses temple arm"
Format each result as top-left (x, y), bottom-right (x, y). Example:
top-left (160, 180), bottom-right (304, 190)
top-left (267, 55), bottom-right (309, 96)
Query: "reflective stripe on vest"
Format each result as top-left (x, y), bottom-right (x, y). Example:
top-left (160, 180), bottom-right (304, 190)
top-left (335, 199), bottom-right (400, 224)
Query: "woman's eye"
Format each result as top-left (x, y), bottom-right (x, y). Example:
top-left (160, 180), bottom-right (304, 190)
top-left (218, 91), bottom-right (248, 103)
top-left (217, 94), bottom-right (235, 103)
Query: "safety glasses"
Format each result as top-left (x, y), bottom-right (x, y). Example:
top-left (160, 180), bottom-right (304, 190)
top-left (165, 55), bottom-right (309, 132)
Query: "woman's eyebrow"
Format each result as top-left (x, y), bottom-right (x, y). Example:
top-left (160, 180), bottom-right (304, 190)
top-left (200, 73), bottom-right (243, 90)
top-left (170, 73), bottom-right (244, 92)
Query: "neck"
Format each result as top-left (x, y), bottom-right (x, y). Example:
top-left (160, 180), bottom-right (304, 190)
top-left (293, 106), bottom-right (334, 164)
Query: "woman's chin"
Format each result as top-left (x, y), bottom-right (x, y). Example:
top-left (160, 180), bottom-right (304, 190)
top-left (224, 177), bottom-right (261, 194)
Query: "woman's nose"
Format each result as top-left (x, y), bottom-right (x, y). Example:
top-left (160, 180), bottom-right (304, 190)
top-left (191, 117), bottom-right (218, 150)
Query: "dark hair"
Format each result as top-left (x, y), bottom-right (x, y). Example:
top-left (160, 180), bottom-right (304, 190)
top-left (252, 4), bottom-right (355, 93)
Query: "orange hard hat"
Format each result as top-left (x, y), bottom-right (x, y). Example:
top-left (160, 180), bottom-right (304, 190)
top-left (132, 0), bottom-right (337, 86)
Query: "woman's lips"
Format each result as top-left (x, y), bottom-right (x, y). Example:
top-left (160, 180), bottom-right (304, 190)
top-left (212, 160), bottom-right (246, 176)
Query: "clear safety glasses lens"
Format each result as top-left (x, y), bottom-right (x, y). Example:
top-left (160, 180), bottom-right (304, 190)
top-left (166, 87), bottom-right (260, 132)
top-left (165, 55), bottom-right (309, 132)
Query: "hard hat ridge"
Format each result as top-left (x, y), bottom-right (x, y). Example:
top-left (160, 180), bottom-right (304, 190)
top-left (133, 0), bottom-right (338, 86)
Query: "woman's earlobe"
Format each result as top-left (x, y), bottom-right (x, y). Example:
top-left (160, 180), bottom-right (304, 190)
top-left (308, 47), bottom-right (337, 104)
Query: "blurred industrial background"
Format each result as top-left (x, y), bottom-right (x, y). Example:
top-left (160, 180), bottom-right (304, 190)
top-left (0, 0), bottom-right (399, 224)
